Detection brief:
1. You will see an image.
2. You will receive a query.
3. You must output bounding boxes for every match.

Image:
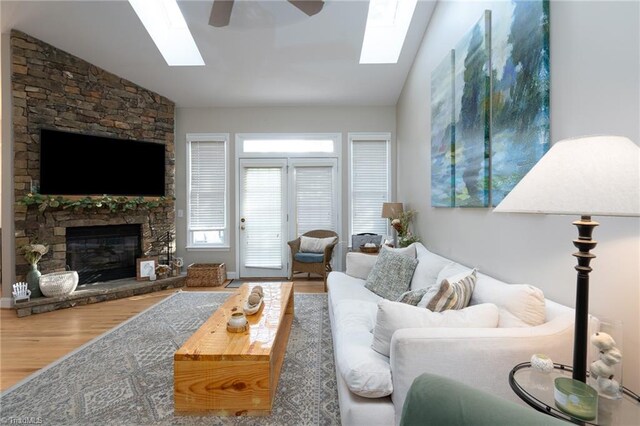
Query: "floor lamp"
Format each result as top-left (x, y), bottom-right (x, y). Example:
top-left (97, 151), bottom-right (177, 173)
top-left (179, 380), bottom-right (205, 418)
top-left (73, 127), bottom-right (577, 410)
top-left (381, 202), bottom-right (403, 247)
top-left (494, 135), bottom-right (640, 383)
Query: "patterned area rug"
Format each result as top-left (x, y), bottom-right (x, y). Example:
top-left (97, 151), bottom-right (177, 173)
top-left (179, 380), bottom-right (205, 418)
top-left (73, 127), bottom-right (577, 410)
top-left (0, 292), bottom-right (340, 425)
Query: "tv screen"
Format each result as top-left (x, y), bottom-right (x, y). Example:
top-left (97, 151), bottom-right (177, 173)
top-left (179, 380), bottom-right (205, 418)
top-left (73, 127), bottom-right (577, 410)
top-left (39, 129), bottom-right (166, 197)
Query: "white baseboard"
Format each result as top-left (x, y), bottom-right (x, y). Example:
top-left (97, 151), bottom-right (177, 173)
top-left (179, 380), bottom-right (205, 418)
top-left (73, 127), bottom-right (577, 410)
top-left (1, 297), bottom-right (14, 309)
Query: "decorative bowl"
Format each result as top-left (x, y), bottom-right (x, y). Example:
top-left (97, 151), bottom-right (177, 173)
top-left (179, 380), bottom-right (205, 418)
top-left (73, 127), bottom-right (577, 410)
top-left (39, 271), bottom-right (79, 297)
top-left (359, 245), bottom-right (380, 254)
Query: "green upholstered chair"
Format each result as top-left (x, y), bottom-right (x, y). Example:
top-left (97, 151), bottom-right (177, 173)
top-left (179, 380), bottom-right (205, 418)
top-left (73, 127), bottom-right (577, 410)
top-left (400, 373), bottom-right (566, 426)
top-left (287, 229), bottom-right (338, 292)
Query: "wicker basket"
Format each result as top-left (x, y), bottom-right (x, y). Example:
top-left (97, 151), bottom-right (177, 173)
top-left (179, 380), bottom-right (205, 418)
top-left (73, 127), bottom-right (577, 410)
top-left (359, 245), bottom-right (380, 254)
top-left (186, 263), bottom-right (226, 287)
top-left (39, 271), bottom-right (79, 297)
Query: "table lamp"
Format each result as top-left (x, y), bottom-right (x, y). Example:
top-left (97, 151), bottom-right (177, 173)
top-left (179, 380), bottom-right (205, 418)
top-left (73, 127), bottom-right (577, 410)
top-left (381, 202), bottom-right (404, 247)
top-left (494, 135), bottom-right (640, 383)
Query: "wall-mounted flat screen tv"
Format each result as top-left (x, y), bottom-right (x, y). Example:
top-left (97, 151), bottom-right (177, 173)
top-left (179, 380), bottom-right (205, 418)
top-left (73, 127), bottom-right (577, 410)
top-left (39, 129), bottom-right (166, 197)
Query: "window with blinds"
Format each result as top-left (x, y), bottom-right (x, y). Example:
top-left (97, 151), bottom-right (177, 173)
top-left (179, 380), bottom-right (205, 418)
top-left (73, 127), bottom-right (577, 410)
top-left (187, 136), bottom-right (228, 247)
top-left (294, 166), bottom-right (336, 236)
top-left (350, 138), bottom-right (390, 237)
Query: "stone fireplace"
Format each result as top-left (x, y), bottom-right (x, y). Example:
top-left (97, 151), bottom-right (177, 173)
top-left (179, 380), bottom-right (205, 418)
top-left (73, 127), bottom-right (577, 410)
top-left (11, 30), bottom-right (176, 292)
top-left (66, 224), bottom-right (141, 285)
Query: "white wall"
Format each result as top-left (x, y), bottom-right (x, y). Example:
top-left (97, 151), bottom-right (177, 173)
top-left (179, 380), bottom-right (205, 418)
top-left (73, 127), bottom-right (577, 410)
top-left (175, 106), bottom-right (396, 275)
top-left (397, 1), bottom-right (640, 391)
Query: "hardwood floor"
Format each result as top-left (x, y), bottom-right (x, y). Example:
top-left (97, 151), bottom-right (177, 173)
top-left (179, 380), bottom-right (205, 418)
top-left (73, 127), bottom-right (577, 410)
top-left (0, 278), bottom-right (325, 391)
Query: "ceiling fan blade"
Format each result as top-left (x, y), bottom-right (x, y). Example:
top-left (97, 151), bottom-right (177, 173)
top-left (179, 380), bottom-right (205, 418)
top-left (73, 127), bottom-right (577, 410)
top-left (288, 0), bottom-right (324, 17)
top-left (209, 0), bottom-right (234, 27)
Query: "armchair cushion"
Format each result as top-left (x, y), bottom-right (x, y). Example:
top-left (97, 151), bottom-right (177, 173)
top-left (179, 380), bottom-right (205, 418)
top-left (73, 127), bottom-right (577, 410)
top-left (294, 252), bottom-right (325, 263)
top-left (300, 235), bottom-right (337, 253)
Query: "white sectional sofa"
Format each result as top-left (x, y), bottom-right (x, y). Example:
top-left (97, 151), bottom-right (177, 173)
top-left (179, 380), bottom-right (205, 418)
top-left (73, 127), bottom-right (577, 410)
top-left (327, 243), bottom-right (585, 426)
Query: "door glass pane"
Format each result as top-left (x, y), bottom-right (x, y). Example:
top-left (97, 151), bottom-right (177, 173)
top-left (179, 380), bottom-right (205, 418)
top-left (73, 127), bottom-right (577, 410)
top-left (295, 166), bottom-right (336, 236)
top-left (243, 167), bottom-right (282, 269)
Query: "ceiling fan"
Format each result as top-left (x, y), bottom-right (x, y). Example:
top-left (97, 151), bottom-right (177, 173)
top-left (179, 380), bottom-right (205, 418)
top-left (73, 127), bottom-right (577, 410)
top-left (209, 0), bottom-right (325, 27)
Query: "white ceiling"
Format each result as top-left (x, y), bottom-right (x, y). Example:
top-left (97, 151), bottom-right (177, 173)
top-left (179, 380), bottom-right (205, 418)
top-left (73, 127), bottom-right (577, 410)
top-left (1, 0), bottom-right (435, 108)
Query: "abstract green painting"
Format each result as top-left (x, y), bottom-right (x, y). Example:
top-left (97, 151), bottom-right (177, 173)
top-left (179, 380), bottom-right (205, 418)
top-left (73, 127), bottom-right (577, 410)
top-left (491, 0), bottom-right (550, 205)
top-left (453, 11), bottom-right (491, 207)
top-left (431, 49), bottom-right (455, 207)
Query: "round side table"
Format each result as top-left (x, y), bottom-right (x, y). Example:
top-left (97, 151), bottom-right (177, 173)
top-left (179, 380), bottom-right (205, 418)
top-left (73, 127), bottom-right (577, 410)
top-left (509, 362), bottom-right (640, 425)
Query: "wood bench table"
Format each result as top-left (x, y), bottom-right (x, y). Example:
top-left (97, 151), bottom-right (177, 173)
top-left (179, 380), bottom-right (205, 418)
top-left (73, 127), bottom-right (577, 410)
top-left (174, 282), bottom-right (294, 415)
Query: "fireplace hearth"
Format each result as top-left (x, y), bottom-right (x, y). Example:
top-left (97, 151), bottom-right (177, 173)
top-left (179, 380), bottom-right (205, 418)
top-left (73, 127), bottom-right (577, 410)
top-left (66, 224), bottom-right (141, 285)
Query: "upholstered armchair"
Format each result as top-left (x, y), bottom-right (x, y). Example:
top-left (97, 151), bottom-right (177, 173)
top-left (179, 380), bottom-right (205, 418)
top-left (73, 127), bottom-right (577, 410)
top-left (287, 230), bottom-right (338, 292)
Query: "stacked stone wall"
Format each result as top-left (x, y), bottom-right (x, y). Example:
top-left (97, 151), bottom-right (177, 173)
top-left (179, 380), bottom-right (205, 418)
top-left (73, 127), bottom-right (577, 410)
top-left (11, 30), bottom-right (176, 281)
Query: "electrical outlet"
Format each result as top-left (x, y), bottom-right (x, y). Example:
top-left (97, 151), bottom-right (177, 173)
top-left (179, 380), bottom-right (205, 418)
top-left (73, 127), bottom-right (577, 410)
top-left (177, 209), bottom-right (184, 218)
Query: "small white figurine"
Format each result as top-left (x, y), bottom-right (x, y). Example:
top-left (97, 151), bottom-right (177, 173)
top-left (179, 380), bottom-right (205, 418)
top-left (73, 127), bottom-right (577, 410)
top-left (531, 353), bottom-right (554, 373)
top-left (12, 282), bottom-right (31, 303)
top-left (590, 331), bottom-right (616, 351)
top-left (590, 329), bottom-right (623, 399)
top-left (590, 359), bottom-right (614, 379)
top-left (600, 347), bottom-right (622, 366)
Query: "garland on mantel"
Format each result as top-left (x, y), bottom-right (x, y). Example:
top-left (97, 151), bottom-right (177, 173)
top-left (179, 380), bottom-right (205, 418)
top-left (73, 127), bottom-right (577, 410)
top-left (20, 192), bottom-right (173, 213)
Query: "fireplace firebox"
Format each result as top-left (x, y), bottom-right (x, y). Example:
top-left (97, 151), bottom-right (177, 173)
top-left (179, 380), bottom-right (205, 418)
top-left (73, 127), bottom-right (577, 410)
top-left (66, 224), bottom-right (141, 285)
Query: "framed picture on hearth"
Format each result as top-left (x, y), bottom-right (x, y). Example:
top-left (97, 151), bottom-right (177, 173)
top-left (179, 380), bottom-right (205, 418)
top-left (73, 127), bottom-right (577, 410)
top-left (137, 256), bottom-right (158, 281)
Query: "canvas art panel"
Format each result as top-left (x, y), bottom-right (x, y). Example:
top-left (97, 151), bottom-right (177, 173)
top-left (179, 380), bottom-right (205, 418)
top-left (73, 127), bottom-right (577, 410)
top-left (431, 49), bottom-right (455, 207)
top-left (490, 0), bottom-right (550, 206)
top-left (453, 10), bottom-right (491, 207)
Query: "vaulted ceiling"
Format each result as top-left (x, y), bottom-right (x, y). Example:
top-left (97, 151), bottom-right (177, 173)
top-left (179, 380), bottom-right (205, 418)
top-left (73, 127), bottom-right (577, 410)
top-left (1, 0), bottom-right (435, 107)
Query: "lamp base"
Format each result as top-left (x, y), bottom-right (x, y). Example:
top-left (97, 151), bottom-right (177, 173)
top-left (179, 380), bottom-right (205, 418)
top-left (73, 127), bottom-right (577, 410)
top-left (571, 215), bottom-right (598, 383)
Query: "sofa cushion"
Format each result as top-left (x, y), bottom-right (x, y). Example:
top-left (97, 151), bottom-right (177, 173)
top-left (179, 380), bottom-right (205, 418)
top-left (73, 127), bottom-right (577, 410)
top-left (300, 235), bottom-right (336, 253)
top-left (294, 252), bottom-right (324, 263)
top-left (334, 300), bottom-right (393, 398)
top-left (421, 269), bottom-right (477, 312)
top-left (327, 271), bottom-right (383, 307)
top-left (471, 273), bottom-right (546, 327)
top-left (345, 252), bottom-right (379, 280)
top-left (395, 288), bottom-right (429, 306)
top-left (365, 249), bottom-right (418, 300)
top-left (410, 251), bottom-right (453, 291)
top-left (371, 300), bottom-right (499, 357)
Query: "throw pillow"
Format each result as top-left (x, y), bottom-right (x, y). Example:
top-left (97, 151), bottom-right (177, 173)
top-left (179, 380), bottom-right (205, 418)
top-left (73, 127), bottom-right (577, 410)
top-left (470, 273), bottom-right (546, 327)
top-left (345, 252), bottom-right (379, 280)
top-left (371, 300), bottom-right (499, 357)
top-left (421, 269), bottom-right (477, 312)
top-left (381, 243), bottom-right (416, 259)
top-left (300, 235), bottom-right (336, 253)
top-left (365, 249), bottom-right (418, 301)
top-left (395, 288), bottom-right (429, 306)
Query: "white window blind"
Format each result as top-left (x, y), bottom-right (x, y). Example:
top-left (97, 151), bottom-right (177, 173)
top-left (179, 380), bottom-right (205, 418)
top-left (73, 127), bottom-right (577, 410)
top-left (295, 166), bottom-right (336, 236)
top-left (351, 139), bottom-right (389, 236)
top-left (188, 138), bottom-right (227, 246)
top-left (243, 167), bottom-right (282, 268)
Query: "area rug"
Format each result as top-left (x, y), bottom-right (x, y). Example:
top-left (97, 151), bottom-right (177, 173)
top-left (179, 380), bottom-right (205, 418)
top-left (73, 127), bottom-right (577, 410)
top-left (0, 292), bottom-right (340, 425)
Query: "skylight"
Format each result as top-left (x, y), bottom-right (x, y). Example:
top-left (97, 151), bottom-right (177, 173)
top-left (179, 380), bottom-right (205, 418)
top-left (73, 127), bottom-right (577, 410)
top-left (128, 0), bottom-right (204, 66)
top-left (360, 0), bottom-right (418, 64)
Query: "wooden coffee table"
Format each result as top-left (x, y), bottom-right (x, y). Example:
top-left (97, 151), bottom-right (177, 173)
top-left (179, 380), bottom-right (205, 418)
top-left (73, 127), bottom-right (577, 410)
top-left (174, 282), bottom-right (294, 415)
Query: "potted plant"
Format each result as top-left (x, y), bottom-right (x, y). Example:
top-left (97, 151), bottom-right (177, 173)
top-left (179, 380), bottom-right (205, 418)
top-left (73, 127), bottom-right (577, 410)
top-left (20, 241), bottom-right (49, 298)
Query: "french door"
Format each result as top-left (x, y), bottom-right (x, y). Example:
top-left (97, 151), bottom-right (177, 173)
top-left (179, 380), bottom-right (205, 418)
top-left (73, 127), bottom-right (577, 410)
top-left (239, 159), bottom-right (288, 278)
top-left (239, 158), bottom-right (338, 278)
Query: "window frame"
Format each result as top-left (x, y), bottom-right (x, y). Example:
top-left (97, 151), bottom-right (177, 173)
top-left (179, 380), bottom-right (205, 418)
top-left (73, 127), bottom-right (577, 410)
top-left (348, 132), bottom-right (392, 246)
top-left (186, 133), bottom-right (230, 250)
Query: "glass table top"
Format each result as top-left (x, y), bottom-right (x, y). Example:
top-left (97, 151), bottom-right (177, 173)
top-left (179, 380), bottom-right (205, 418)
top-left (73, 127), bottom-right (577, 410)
top-left (509, 362), bottom-right (640, 425)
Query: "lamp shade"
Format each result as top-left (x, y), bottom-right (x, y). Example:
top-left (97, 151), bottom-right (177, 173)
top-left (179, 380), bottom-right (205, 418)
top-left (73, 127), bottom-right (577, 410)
top-left (494, 136), bottom-right (640, 217)
top-left (381, 202), bottom-right (404, 219)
